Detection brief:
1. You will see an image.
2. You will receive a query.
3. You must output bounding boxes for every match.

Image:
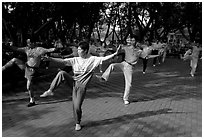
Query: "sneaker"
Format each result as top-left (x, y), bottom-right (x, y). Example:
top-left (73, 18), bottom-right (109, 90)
top-left (75, 124), bottom-right (82, 131)
top-left (124, 100), bottom-right (130, 105)
top-left (143, 72), bottom-right (145, 75)
top-left (190, 73), bottom-right (194, 77)
top-left (153, 64), bottom-right (156, 67)
top-left (95, 75), bottom-right (106, 82)
top-left (27, 102), bottom-right (36, 107)
top-left (40, 90), bottom-right (54, 97)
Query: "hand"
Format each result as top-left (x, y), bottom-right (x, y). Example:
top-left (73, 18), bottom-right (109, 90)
top-left (6, 41), bottom-right (13, 47)
top-left (9, 42), bottom-right (13, 46)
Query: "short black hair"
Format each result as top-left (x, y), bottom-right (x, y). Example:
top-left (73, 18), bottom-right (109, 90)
top-left (78, 41), bottom-right (89, 52)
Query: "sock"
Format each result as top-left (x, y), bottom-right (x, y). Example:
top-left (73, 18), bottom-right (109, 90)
top-left (30, 98), bottom-right (35, 103)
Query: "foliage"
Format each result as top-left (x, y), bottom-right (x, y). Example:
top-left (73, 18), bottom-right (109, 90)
top-left (2, 2), bottom-right (202, 46)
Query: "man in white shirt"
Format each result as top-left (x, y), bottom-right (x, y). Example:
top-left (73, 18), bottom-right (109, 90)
top-left (182, 42), bottom-right (202, 77)
top-left (40, 41), bottom-right (121, 131)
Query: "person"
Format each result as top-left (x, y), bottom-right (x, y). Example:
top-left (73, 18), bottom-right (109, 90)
top-left (40, 41), bottom-right (121, 131)
top-left (96, 35), bottom-right (143, 105)
top-left (161, 41), bottom-right (168, 63)
top-left (151, 40), bottom-right (162, 66)
top-left (182, 42), bottom-right (202, 77)
top-left (40, 42), bottom-right (101, 98)
top-left (2, 38), bottom-right (56, 107)
top-left (139, 40), bottom-right (152, 74)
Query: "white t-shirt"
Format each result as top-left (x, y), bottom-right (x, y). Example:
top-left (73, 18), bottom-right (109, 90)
top-left (64, 55), bottom-right (103, 85)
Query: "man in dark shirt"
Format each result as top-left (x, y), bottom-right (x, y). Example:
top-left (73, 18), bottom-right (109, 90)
top-left (96, 35), bottom-right (142, 105)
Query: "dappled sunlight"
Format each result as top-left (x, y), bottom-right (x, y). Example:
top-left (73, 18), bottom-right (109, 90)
top-left (87, 88), bottom-right (101, 93)
top-left (154, 72), bottom-right (180, 77)
top-left (144, 79), bottom-right (171, 87)
top-left (177, 76), bottom-right (196, 80)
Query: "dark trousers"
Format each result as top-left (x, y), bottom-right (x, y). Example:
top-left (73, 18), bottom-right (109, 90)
top-left (142, 57), bottom-right (148, 72)
top-left (153, 57), bottom-right (157, 65)
top-left (152, 50), bottom-right (158, 65)
top-left (72, 82), bottom-right (86, 124)
top-left (49, 70), bottom-right (86, 124)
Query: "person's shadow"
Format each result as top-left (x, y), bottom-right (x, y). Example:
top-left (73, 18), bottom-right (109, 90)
top-left (84, 108), bottom-right (185, 128)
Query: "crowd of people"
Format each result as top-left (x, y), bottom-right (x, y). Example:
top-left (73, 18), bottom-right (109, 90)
top-left (2, 35), bottom-right (202, 131)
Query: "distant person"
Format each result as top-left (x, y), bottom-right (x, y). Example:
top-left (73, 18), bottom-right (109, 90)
top-left (139, 41), bottom-right (152, 74)
top-left (182, 42), bottom-right (202, 77)
top-left (2, 39), bottom-right (56, 107)
top-left (161, 42), bottom-right (168, 63)
top-left (151, 40), bottom-right (162, 66)
top-left (96, 35), bottom-right (143, 105)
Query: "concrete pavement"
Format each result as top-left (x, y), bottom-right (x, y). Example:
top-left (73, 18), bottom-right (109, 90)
top-left (2, 57), bottom-right (202, 137)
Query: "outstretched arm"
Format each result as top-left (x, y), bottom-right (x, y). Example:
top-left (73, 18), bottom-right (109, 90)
top-left (8, 42), bottom-right (26, 53)
top-left (101, 45), bottom-right (121, 61)
top-left (44, 48), bottom-right (57, 53)
top-left (62, 53), bottom-right (75, 58)
top-left (43, 56), bottom-right (66, 65)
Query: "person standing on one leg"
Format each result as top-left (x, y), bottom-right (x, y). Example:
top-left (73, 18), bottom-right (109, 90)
top-left (41, 41), bottom-right (121, 131)
top-left (161, 42), bottom-right (168, 63)
top-left (139, 40), bottom-right (152, 74)
top-left (96, 35), bottom-right (142, 105)
top-left (2, 39), bottom-right (56, 107)
top-left (190, 43), bottom-right (202, 77)
top-left (182, 42), bottom-right (202, 77)
top-left (151, 40), bottom-right (163, 66)
top-left (40, 42), bottom-right (101, 98)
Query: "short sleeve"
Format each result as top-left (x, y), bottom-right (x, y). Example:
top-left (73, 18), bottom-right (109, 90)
top-left (93, 56), bottom-right (103, 67)
top-left (64, 57), bottom-right (75, 66)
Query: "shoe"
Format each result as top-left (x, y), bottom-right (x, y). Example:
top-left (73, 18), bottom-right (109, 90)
top-left (95, 75), bottom-right (106, 82)
top-left (40, 90), bottom-right (54, 97)
top-left (27, 102), bottom-right (36, 107)
top-left (143, 72), bottom-right (145, 74)
top-left (124, 100), bottom-right (130, 105)
top-left (190, 73), bottom-right (194, 77)
top-left (75, 124), bottom-right (82, 131)
top-left (153, 64), bottom-right (156, 67)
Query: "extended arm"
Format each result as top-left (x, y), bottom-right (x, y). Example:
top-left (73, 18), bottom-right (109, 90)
top-left (45, 48), bottom-right (56, 53)
top-left (43, 56), bottom-right (66, 65)
top-left (101, 45), bottom-right (121, 61)
top-left (62, 53), bottom-right (75, 58)
top-left (8, 42), bottom-right (26, 53)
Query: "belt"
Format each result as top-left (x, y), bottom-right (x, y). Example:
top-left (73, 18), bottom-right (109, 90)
top-left (124, 60), bottom-right (134, 66)
top-left (26, 63), bottom-right (38, 69)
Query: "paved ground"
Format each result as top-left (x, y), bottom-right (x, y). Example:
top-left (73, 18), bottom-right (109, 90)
top-left (2, 57), bottom-right (202, 137)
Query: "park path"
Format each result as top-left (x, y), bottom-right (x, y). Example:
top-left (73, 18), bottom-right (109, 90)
top-left (2, 57), bottom-right (202, 137)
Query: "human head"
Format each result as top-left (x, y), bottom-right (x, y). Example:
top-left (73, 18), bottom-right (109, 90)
top-left (78, 41), bottom-right (89, 58)
top-left (26, 38), bottom-right (35, 48)
top-left (26, 39), bottom-right (31, 45)
top-left (126, 35), bottom-right (136, 46)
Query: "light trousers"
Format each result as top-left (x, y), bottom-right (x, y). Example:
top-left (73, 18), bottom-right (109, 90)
top-left (101, 61), bottom-right (133, 101)
top-left (190, 57), bottom-right (199, 75)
